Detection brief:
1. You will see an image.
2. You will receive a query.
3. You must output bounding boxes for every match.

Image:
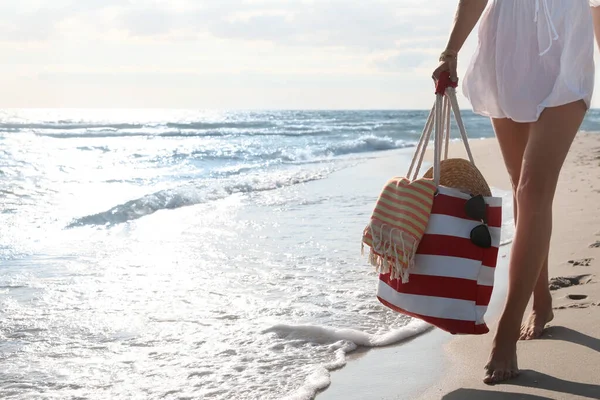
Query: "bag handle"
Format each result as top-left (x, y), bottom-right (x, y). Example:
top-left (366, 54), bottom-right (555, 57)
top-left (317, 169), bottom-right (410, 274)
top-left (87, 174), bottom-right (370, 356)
top-left (407, 72), bottom-right (475, 185)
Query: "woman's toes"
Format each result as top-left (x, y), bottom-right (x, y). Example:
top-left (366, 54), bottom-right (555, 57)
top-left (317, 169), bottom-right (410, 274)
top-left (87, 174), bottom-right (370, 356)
top-left (483, 367), bottom-right (520, 384)
top-left (484, 336), bottom-right (520, 384)
top-left (520, 309), bottom-right (554, 341)
top-left (492, 369), bottom-right (508, 383)
top-left (483, 372), bottom-right (494, 384)
top-left (484, 368), bottom-right (503, 384)
top-left (483, 364), bottom-right (494, 384)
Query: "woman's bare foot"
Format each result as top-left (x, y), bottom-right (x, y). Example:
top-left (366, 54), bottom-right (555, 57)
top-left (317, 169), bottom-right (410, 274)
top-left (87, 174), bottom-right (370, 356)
top-left (483, 338), bottom-right (520, 384)
top-left (519, 307), bottom-right (554, 340)
top-left (519, 288), bottom-right (554, 340)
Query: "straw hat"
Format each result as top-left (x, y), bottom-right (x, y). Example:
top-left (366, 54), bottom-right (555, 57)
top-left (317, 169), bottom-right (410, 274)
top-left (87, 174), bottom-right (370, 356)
top-left (423, 158), bottom-right (492, 197)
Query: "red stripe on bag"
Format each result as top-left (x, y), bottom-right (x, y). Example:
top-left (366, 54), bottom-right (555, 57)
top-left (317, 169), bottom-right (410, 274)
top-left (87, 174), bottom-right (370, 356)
top-left (482, 245), bottom-right (499, 268)
top-left (418, 234), bottom-right (480, 260)
top-left (380, 273), bottom-right (478, 302)
top-left (477, 284), bottom-right (493, 306)
top-left (377, 297), bottom-right (490, 335)
top-left (431, 194), bottom-right (502, 227)
top-left (418, 234), bottom-right (500, 266)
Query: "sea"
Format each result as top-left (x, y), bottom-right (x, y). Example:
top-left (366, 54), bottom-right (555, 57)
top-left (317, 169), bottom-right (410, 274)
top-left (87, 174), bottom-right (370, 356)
top-left (1, 108), bottom-right (599, 400)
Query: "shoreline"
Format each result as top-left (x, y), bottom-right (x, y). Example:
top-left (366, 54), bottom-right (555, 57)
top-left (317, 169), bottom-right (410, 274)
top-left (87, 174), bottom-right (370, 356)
top-left (318, 133), bottom-right (600, 400)
top-left (318, 243), bottom-right (514, 400)
top-left (317, 140), bottom-right (514, 400)
top-left (314, 147), bottom-right (458, 400)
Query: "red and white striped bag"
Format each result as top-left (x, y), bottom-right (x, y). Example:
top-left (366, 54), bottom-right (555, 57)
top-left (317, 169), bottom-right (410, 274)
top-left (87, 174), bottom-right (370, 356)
top-left (376, 75), bottom-right (502, 335)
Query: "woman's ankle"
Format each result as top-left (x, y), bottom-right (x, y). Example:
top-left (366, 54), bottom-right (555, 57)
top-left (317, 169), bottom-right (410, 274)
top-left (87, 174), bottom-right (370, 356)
top-left (495, 312), bottom-right (523, 343)
top-left (532, 286), bottom-right (553, 311)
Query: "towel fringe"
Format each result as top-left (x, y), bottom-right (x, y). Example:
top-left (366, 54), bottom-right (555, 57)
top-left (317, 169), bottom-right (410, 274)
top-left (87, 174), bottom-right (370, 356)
top-left (362, 221), bottom-right (418, 284)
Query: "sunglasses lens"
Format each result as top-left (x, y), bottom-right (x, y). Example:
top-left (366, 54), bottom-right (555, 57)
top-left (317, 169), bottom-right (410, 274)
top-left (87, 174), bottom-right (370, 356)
top-left (470, 224), bottom-right (492, 248)
top-left (465, 195), bottom-right (487, 222)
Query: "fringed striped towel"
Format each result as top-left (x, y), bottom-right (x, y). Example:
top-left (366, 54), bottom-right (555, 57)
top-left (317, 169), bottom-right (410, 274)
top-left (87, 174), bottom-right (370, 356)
top-left (362, 177), bottom-right (437, 283)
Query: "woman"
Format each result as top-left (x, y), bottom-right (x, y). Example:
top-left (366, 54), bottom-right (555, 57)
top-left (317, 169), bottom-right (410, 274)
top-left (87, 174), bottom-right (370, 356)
top-left (432, 0), bottom-right (600, 384)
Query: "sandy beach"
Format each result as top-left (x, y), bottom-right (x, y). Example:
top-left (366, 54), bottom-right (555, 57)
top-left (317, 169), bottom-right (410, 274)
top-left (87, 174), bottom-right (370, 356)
top-left (418, 133), bottom-right (600, 399)
top-left (320, 132), bottom-right (600, 400)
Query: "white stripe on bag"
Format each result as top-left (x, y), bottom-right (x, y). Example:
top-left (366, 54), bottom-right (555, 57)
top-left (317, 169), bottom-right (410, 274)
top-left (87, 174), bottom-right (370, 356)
top-left (477, 265), bottom-right (495, 287)
top-left (378, 281), bottom-right (478, 322)
top-left (476, 305), bottom-right (489, 325)
top-left (425, 214), bottom-right (502, 247)
top-left (378, 281), bottom-right (490, 324)
top-left (413, 254), bottom-right (495, 286)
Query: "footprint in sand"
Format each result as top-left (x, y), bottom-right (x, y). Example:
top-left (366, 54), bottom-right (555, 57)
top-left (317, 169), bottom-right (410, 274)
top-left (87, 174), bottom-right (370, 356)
top-left (554, 294), bottom-right (594, 310)
top-left (568, 258), bottom-right (594, 266)
top-left (548, 274), bottom-right (593, 291)
top-left (566, 294), bottom-right (588, 300)
top-left (554, 302), bottom-right (600, 310)
top-left (589, 241), bottom-right (600, 248)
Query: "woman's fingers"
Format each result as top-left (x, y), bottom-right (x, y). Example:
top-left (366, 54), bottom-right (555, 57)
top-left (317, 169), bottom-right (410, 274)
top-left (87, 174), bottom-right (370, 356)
top-left (433, 60), bottom-right (459, 83)
top-left (432, 62), bottom-right (449, 81)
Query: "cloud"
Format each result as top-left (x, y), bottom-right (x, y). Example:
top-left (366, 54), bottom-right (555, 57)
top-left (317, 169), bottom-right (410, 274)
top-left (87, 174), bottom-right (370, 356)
top-left (0, 8), bottom-right (62, 42)
top-left (88, 0), bottom-right (453, 51)
top-left (0, 0), bottom-right (471, 109)
top-left (120, 0), bottom-right (455, 55)
top-left (118, 6), bottom-right (177, 36)
top-left (204, 1), bottom-right (444, 50)
top-left (0, 0), bottom-right (128, 42)
top-left (373, 50), bottom-right (434, 71)
top-left (0, 0), bottom-right (455, 54)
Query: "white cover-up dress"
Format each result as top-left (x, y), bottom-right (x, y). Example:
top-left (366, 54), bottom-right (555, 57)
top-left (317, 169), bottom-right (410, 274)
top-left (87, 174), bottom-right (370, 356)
top-left (463, 0), bottom-right (600, 122)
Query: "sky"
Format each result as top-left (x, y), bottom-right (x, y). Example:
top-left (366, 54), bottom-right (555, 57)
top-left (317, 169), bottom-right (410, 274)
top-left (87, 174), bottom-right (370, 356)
top-left (1, 0), bottom-right (600, 110)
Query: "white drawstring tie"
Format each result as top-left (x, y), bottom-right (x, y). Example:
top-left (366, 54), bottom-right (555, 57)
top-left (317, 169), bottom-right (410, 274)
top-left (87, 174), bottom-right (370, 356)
top-left (535, 0), bottom-right (559, 56)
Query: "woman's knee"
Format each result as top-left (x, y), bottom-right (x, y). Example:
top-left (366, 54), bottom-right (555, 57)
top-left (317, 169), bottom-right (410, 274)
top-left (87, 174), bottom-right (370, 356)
top-left (515, 172), bottom-right (557, 210)
top-left (509, 172), bottom-right (520, 194)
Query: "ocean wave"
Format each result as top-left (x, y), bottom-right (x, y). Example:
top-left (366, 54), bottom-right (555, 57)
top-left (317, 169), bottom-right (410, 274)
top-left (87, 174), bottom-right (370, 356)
top-left (35, 130), bottom-right (199, 139)
top-left (165, 136), bottom-right (414, 165)
top-left (165, 121), bottom-right (273, 130)
top-left (3, 119), bottom-right (383, 134)
top-left (323, 135), bottom-right (413, 156)
top-left (35, 130), bottom-right (316, 139)
top-left (1, 122), bottom-right (143, 131)
top-left (67, 170), bottom-right (332, 227)
top-left (8, 120), bottom-right (416, 142)
top-left (31, 128), bottom-right (390, 140)
top-left (1, 121), bottom-right (273, 132)
top-left (258, 136), bottom-right (412, 162)
top-left (263, 320), bottom-right (432, 400)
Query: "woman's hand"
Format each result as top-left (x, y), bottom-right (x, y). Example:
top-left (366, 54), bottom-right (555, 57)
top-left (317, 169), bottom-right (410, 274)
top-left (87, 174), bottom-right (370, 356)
top-left (432, 51), bottom-right (458, 84)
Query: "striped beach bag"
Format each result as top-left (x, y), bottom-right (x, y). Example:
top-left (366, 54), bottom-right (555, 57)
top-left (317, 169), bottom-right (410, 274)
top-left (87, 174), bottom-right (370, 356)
top-left (363, 73), bottom-right (502, 335)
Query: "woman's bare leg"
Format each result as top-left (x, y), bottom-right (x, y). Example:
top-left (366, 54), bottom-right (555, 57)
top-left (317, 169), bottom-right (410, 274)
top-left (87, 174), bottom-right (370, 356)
top-left (521, 256), bottom-right (553, 340)
top-left (484, 101), bottom-right (586, 384)
top-left (491, 118), bottom-right (554, 341)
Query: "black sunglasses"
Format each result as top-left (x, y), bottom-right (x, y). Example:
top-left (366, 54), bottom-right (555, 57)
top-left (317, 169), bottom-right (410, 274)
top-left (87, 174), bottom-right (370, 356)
top-left (464, 195), bottom-right (492, 248)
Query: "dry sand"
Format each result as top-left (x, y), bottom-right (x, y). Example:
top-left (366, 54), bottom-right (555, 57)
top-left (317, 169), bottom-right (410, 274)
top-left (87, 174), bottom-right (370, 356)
top-left (418, 133), bottom-right (600, 400)
top-left (319, 133), bottom-right (600, 400)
